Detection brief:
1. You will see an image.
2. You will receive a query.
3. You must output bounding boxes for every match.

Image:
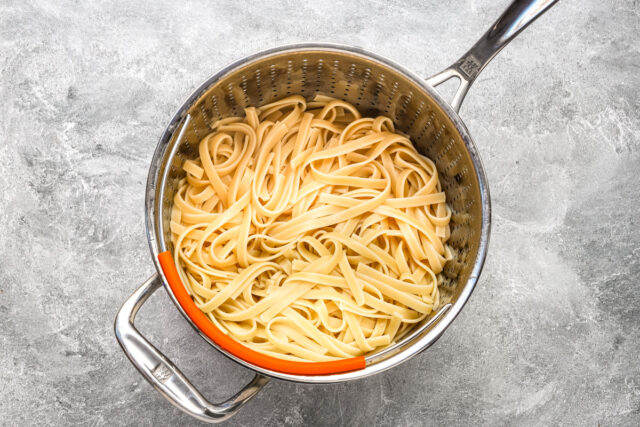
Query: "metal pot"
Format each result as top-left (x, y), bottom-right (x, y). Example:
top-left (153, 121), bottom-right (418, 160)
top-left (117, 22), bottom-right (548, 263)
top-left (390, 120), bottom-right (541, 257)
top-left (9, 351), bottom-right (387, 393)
top-left (115, 0), bottom-right (557, 422)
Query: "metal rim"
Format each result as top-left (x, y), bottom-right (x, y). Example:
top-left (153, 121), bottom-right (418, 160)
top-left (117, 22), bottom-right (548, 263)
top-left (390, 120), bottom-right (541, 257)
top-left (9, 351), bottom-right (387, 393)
top-left (144, 42), bottom-right (491, 383)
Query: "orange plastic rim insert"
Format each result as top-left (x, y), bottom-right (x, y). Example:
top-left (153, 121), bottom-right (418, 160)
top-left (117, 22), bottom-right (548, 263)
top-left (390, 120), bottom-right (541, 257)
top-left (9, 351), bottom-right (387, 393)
top-left (158, 251), bottom-right (366, 375)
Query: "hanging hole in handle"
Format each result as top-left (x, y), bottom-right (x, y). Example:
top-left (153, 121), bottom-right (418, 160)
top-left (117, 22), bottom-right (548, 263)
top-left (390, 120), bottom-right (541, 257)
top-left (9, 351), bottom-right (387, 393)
top-left (432, 75), bottom-right (462, 108)
top-left (426, 68), bottom-right (470, 114)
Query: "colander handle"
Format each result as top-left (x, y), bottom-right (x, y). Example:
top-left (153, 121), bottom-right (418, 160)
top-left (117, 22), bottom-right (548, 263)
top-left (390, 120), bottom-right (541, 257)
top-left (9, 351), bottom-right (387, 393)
top-left (426, 0), bottom-right (558, 112)
top-left (114, 275), bottom-right (270, 423)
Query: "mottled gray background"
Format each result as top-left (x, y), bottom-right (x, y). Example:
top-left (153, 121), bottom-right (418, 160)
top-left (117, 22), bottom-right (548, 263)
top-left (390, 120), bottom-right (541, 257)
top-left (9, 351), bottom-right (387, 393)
top-left (1, 0), bottom-right (639, 425)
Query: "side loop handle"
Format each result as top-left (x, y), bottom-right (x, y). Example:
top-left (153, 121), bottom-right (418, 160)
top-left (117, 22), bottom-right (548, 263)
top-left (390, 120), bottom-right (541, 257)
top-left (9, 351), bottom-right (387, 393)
top-left (426, 0), bottom-right (558, 112)
top-left (114, 275), bottom-right (270, 423)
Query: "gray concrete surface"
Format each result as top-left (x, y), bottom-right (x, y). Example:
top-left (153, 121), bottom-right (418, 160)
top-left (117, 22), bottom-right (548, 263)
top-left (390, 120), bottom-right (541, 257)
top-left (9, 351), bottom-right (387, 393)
top-left (1, 0), bottom-right (639, 425)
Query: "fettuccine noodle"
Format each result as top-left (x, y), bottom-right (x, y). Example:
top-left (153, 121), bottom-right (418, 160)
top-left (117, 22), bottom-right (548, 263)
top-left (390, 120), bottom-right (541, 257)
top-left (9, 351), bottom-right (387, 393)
top-left (170, 95), bottom-right (452, 362)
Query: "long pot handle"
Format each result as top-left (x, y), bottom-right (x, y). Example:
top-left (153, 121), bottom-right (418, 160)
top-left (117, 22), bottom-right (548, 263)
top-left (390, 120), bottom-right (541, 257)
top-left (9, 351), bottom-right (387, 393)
top-left (426, 0), bottom-right (558, 112)
top-left (114, 275), bottom-right (270, 423)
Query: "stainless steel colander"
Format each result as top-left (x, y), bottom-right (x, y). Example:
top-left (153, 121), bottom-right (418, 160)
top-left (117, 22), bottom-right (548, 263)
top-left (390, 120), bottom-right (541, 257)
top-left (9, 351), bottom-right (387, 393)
top-left (115, 0), bottom-right (557, 422)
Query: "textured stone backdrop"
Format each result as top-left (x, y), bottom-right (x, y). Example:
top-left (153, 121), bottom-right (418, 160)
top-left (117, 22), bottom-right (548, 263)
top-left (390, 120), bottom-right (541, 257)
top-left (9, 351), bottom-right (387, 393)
top-left (1, 0), bottom-right (639, 425)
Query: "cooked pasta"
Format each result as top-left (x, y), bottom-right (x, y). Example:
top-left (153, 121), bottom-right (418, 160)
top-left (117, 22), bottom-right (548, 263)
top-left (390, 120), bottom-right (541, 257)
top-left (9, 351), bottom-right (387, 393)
top-left (170, 95), bottom-right (452, 362)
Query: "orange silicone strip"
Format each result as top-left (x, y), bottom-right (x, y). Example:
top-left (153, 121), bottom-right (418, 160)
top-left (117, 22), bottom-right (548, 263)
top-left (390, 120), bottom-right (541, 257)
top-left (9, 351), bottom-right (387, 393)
top-left (157, 251), bottom-right (366, 375)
